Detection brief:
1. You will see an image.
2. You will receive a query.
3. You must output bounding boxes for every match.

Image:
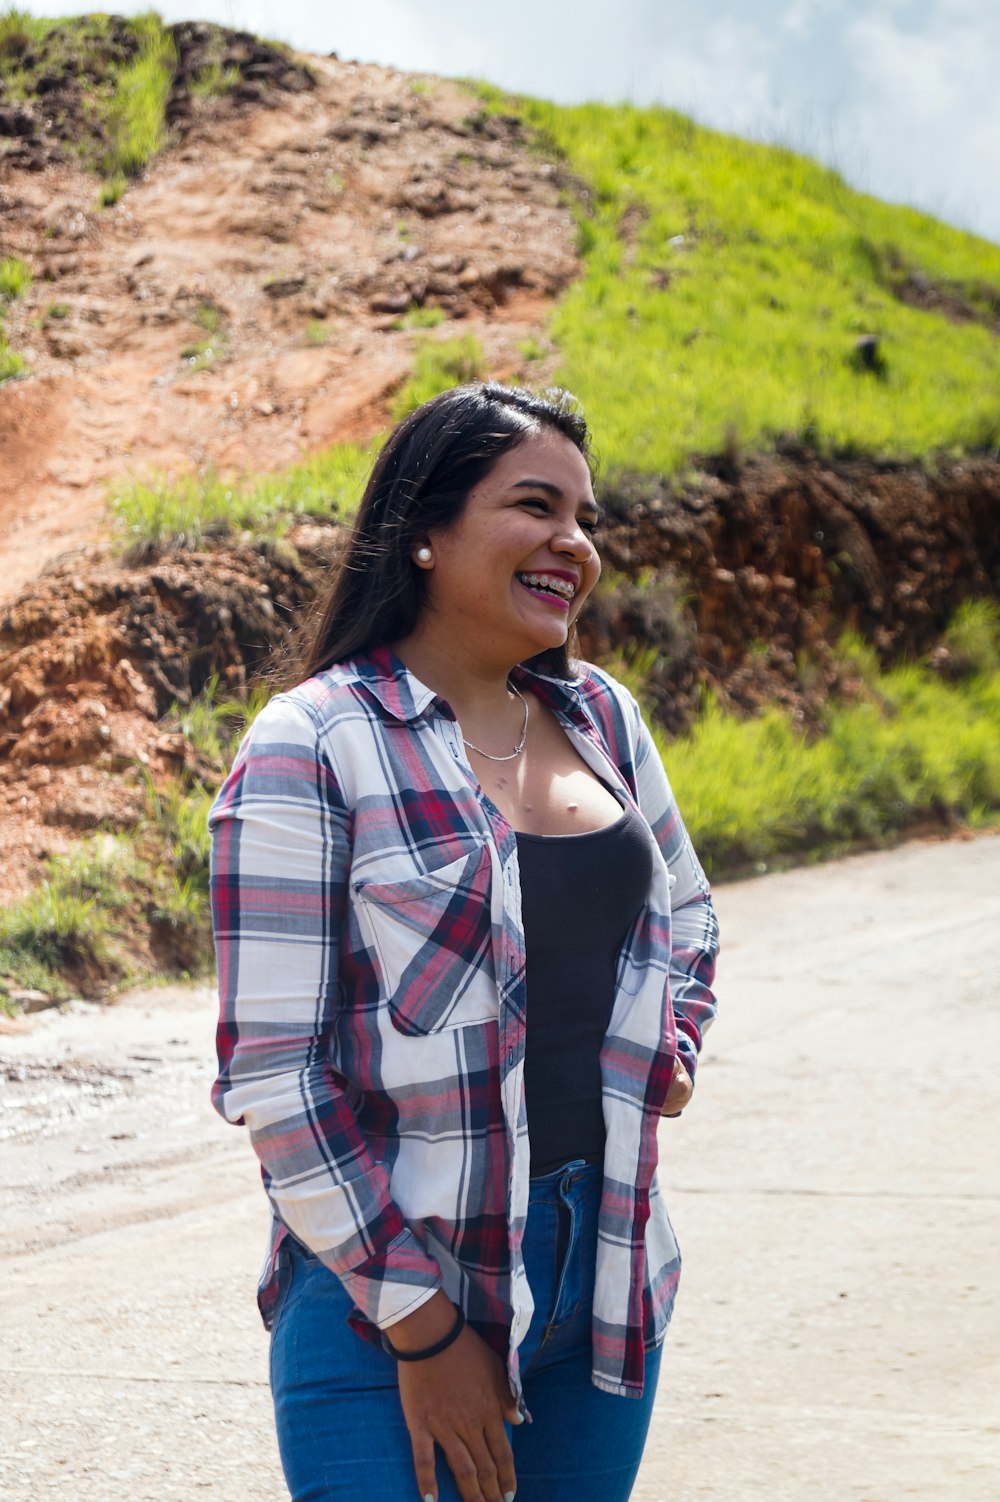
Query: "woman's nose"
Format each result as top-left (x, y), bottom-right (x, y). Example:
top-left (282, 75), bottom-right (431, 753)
top-left (552, 521), bottom-right (595, 560)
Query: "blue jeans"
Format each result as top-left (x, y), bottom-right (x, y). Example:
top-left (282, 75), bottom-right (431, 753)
top-left (270, 1158), bottom-right (664, 1500)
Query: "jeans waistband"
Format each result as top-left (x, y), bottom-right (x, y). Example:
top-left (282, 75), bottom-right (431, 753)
top-left (527, 1156), bottom-right (601, 1202)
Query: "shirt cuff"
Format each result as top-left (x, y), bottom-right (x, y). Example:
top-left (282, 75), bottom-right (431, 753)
top-left (675, 1031), bottom-right (699, 1081)
top-left (336, 1226), bottom-right (444, 1331)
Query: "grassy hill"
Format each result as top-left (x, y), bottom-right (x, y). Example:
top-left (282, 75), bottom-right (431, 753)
top-left (484, 90), bottom-right (1000, 475)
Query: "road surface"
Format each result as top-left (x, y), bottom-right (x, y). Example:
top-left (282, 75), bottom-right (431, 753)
top-left (2, 833), bottom-right (998, 1500)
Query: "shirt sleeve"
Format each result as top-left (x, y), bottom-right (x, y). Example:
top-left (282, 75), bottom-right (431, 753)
top-left (629, 696), bottom-right (720, 1077)
top-left (209, 692), bottom-right (444, 1330)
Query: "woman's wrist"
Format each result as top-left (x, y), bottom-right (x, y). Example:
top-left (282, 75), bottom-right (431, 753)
top-left (386, 1303), bottom-right (466, 1361)
top-left (383, 1288), bottom-right (458, 1354)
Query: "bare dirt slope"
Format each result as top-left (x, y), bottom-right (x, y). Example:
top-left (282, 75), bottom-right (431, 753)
top-left (2, 835), bottom-right (997, 1500)
top-left (0, 51), bottom-right (576, 601)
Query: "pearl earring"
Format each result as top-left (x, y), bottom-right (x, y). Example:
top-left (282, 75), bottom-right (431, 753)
top-left (415, 546), bottom-right (432, 564)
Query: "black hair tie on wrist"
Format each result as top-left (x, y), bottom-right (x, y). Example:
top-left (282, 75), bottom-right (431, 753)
top-left (385, 1303), bottom-right (466, 1361)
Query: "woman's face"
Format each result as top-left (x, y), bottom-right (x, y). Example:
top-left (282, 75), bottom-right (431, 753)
top-left (414, 427), bottom-right (601, 668)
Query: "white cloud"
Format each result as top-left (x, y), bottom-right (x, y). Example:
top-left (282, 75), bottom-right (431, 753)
top-left (846, 1), bottom-right (1000, 236)
top-left (629, 18), bottom-right (778, 129)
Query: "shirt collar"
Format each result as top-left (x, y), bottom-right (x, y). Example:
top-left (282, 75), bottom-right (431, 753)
top-left (349, 644), bottom-right (591, 729)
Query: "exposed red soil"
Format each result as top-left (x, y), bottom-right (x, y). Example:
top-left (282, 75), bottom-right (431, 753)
top-left (1, 50), bottom-right (576, 601)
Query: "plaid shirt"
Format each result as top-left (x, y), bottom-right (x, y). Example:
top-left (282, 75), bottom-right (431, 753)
top-left (209, 645), bottom-right (719, 1405)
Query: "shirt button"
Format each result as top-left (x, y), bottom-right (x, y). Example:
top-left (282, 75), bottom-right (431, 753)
top-left (507, 1047), bottom-right (515, 1066)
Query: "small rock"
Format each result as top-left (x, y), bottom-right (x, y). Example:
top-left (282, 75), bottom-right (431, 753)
top-left (263, 277), bottom-right (306, 299)
top-left (7, 988), bottom-right (53, 1012)
top-left (368, 290), bottom-right (411, 314)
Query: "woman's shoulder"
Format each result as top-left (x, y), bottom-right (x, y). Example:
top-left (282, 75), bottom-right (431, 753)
top-left (235, 664), bottom-right (376, 758)
top-left (525, 658), bottom-right (644, 762)
top-left (567, 660), bottom-right (643, 726)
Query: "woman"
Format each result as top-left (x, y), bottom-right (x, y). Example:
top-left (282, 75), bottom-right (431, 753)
top-left (210, 382), bottom-right (719, 1502)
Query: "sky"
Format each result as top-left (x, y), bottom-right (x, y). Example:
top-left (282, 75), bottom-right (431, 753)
top-left (17, 0), bottom-right (1000, 245)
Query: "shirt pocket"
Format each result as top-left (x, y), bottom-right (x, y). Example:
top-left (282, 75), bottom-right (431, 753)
top-left (352, 844), bottom-right (497, 1036)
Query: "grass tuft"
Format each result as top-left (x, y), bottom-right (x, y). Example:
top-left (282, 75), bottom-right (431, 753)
top-left (99, 15), bottom-right (177, 178)
top-left (0, 339), bottom-right (26, 383)
top-left (191, 61), bottom-right (240, 98)
top-left (111, 440), bottom-right (375, 548)
top-left (0, 879), bottom-right (112, 980)
top-left (97, 173), bottom-right (128, 207)
top-left (390, 333), bottom-right (485, 421)
top-left (0, 256), bottom-right (31, 300)
top-left (942, 598), bottom-right (1000, 677)
top-left (393, 306), bottom-right (446, 331)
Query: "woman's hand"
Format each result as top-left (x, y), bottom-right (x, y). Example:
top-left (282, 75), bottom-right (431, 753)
top-left (661, 1057), bottom-right (693, 1117)
top-left (392, 1293), bottom-right (521, 1502)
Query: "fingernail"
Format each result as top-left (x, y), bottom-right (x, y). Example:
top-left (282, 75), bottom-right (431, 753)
top-left (511, 1411), bottom-right (524, 1424)
top-left (424, 1494), bottom-right (435, 1502)
top-left (504, 1493), bottom-right (516, 1502)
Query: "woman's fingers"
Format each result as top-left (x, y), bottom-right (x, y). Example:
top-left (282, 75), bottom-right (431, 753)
top-left (661, 1057), bottom-right (693, 1116)
top-left (439, 1432), bottom-right (501, 1502)
top-left (485, 1415), bottom-right (518, 1500)
top-left (408, 1426), bottom-right (439, 1502)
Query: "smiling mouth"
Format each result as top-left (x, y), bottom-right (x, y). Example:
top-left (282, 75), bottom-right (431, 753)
top-left (516, 571), bottom-right (577, 608)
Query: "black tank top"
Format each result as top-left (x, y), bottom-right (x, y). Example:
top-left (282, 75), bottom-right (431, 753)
top-left (515, 793), bottom-right (655, 1178)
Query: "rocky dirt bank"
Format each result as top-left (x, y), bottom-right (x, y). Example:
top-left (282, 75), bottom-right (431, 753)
top-left (2, 445), bottom-right (998, 911)
top-left (1, 34), bottom-right (576, 601)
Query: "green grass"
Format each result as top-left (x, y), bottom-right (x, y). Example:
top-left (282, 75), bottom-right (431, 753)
top-left (942, 598), bottom-right (1000, 676)
top-left (111, 439), bottom-right (376, 548)
top-left (0, 337), bottom-right (26, 383)
top-left (0, 681), bottom-right (274, 998)
top-left (180, 303), bottom-right (226, 368)
top-left (393, 306), bottom-right (446, 331)
top-left (0, 256), bottom-right (31, 300)
top-left (389, 333), bottom-right (486, 421)
top-left (191, 60), bottom-right (240, 98)
top-left (97, 172), bottom-right (128, 207)
top-left (1, 10), bottom-right (177, 180)
top-left (476, 90), bottom-right (1000, 473)
top-left (180, 338), bottom-right (218, 371)
top-left (639, 633), bottom-right (1000, 877)
top-left (0, 8), bottom-right (57, 57)
top-left (306, 318), bottom-right (332, 346)
top-left (0, 256), bottom-right (31, 382)
top-left (99, 13), bottom-right (176, 178)
top-left (0, 876), bottom-right (113, 987)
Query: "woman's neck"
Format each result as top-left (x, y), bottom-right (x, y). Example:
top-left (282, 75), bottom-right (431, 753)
top-left (390, 631), bottom-right (521, 727)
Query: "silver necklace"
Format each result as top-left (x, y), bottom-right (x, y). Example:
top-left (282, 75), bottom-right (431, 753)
top-left (461, 683), bottom-right (530, 762)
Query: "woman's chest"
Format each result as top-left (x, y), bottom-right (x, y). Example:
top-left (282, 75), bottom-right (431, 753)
top-left (471, 702), bottom-right (626, 837)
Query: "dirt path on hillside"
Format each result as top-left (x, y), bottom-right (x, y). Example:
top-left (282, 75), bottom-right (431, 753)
top-left (2, 834), bottom-right (997, 1500)
top-left (0, 56), bottom-right (575, 603)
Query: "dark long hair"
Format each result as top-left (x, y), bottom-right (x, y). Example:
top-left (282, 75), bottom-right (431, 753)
top-left (288, 382), bottom-right (594, 685)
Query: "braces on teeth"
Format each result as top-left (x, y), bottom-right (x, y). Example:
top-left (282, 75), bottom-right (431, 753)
top-left (518, 573), bottom-right (576, 598)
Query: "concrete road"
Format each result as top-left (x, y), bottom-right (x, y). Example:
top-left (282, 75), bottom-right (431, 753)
top-left (2, 834), bottom-right (998, 1501)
